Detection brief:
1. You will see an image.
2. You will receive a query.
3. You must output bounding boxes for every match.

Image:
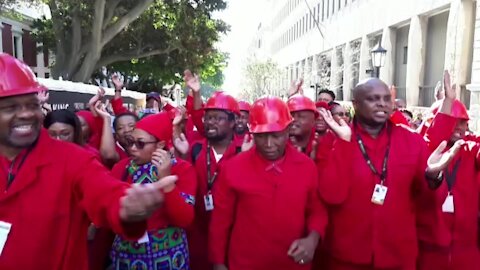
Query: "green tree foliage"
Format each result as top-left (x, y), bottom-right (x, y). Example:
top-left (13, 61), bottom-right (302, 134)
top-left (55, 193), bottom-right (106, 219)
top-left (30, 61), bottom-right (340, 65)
top-left (32, 0), bottom-right (228, 90)
top-left (239, 58), bottom-right (283, 102)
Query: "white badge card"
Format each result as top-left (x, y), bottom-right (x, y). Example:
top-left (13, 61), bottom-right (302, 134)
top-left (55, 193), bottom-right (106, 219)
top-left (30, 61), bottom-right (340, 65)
top-left (442, 194), bottom-right (455, 213)
top-left (137, 231), bottom-right (149, 244)
top-left (0, 221), bottom-right (12, 255)
top-left (371, 184), bottom-right (388, 205)
top-left (204, 193), bottom-right (214, 211)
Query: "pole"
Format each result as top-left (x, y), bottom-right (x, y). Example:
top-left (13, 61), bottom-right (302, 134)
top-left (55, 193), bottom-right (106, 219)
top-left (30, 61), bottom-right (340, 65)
top-left (375, 67), bottom-right (380, 78)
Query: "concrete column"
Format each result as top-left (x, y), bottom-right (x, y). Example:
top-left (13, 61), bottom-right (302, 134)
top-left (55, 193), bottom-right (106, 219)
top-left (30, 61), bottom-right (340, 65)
top-left (405, 15), bottom-right (427, 106)
top-left (358, 35), bottom-right (371, 81)
top-left (467, 0), bottom-right (480, 130)
top-left (445, 0), bottom-right (476, 101)
top-left (379, 27), bottom-right (396, 86)
top-left (312, 54), bottom-right (319, 85)
top-left (329, 48), bottom-right (339, 92)
top-left (343, 42), bottom-right (353, 101)
top-left (0, 23), bottom-right (3, 53)
top-left (287, 65), bottom-right (292, 85)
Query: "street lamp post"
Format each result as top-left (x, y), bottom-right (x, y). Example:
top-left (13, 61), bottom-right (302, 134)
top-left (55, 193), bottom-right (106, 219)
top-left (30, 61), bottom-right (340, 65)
top-left (371, 43), bottom-right (387, 78)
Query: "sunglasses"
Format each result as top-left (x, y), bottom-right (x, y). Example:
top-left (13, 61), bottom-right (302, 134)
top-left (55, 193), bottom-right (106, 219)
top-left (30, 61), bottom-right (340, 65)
top-left (125, 138), bottom-right (158, 150)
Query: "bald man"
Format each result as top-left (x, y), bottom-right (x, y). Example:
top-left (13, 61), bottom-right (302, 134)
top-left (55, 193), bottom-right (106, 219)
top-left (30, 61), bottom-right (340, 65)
top-left (316, 78), bottom-right (449, 270)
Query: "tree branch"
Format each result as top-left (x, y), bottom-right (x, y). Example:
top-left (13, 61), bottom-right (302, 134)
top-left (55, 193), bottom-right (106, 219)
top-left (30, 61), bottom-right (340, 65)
top-left (103, 0), bottom-right (122, 30)
top-left (95, 46), bottom-right (178, 68)
top-left (101, 0), bottom-right (154, 47)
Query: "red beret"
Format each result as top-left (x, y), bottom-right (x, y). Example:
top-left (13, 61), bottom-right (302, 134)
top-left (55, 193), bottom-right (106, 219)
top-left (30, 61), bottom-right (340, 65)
top-left (315, 101), bottom-right (330, 110)
top-left (135, 112), bottom-right (173, 143)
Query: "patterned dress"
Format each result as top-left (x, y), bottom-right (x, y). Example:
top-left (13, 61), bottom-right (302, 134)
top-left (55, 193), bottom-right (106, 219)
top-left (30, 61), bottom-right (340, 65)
top-left (110, 162), bottom-right (191, 270)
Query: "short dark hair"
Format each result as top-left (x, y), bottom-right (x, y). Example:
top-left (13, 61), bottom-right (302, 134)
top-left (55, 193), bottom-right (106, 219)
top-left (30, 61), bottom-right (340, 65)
top-left (113, 112), bottom-right (139, 131)
top-left (44, 109), bottom-right (83, 145)
top-left (318, 89), bottom-right (336, 101)
top-left (400, 109), bottom-right (413, 119)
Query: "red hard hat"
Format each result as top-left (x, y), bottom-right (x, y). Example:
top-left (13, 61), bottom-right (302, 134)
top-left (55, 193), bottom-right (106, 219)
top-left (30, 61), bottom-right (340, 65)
top-left (250, 96), bottom-right (293, 133)
top-left (238, 101), bottom-right (251, 112)
top-left (287, 94), bottom-right (319, 117)
top-left (205, 91), bottom-right (240, 115)
top-left (0, 53), bottom-right (47, 98)
top-left (430, 99), bottom-right (469, 120)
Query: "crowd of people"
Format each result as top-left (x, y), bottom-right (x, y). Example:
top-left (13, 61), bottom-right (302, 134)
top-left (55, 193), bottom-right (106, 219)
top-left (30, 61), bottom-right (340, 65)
top-left (0, 52), bottom-right (478, 270)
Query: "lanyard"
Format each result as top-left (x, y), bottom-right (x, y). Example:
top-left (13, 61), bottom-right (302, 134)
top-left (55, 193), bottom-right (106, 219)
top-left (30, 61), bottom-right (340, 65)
top-left (355, 125), bottom-right (391, 185)
top-left (4, 148), bottom-right (32, 190)
top-left (206, 143), bottom-right (218, 192)
top-left (445, 158), bottom-right (461, 192)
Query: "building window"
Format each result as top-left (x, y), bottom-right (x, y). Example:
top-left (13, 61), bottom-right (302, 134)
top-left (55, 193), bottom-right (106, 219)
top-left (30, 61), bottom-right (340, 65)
top-left (403, 46), bottom-right (408, 64)
top-left (326, 0), bottom-right (330, 18)
top-left (322, 0), bottom-right (325, 21)
top-left (13, 35), bottom-right (22, 59)
top-left (45, 73), bottom-right (50, 78)
top-left (317, 3), bottom-right (321, 22)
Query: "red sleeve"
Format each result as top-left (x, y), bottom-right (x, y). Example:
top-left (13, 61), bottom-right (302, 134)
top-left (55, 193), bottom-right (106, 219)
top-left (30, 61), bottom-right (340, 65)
top-left (69, 150), bottom-right (145, 241)
top-left (163, 162), bottom-right (197, 228)
top-left (209, 161), bottom-right (236, 265)
top-left (390, 110), bottom-right (410, 126)
top-left (306, 164), bottom-right (328, 237)
top-left (185, 95), bottom-right (194, 114)
top-left (317, 139), bottom-right (353, 205)
top-left (191, 109), bottom-right (205, 138)
top-left (163, 103), bottom-right (175, 113)
top-left (424, 113), bottom-right (457, 151)
top-left (111, 97), bottom-right (128, 115)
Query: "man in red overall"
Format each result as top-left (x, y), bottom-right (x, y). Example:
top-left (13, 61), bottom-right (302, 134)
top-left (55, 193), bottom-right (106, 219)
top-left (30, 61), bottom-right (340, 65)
top-left (209, 96), bottom-right (328, 270)
top-left (0, 53), bottom-right (178, 270)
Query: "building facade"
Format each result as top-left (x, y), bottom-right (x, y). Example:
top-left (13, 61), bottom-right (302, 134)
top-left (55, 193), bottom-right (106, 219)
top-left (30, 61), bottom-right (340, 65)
top-left (0, 5), bottom-right (51, 78)
top-left (253, 0), bottom-right (477, 109)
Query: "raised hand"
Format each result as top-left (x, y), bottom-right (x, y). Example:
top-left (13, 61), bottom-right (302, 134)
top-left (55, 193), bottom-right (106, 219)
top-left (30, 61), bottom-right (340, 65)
top-left (427, 140), bottom-right (464, 174)
top-left (443, 70), bottom-right (456, 100)
top-left (318, 108), bottom-right (351, 142)
top-left (241, 134), bottom-right (255, 152)
top-left (173, 132), bottom-right (189, 156)
top-left (184, 69), bottom-right (201, 92)
top-left (112, 74), bottom-right (124, 91)
top-left (37, 90), bottom-right (49, 104)
top-left (93, 101), bottom-right (111, 119)
top-left (288, 79), bottom-right (304, 97)
top-left (152, 148), bottom-right (173, 179)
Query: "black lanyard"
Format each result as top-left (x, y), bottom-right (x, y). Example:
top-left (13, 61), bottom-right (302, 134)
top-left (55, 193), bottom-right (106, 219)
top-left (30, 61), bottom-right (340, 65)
top-left (356, 125), bottom-right (391, 185)
top-left (5, 148), bottom-right (32, 190)
top-left (445, 158), bottom-right (461, 192)
top-left (206, 143), bottom-right (218, 192)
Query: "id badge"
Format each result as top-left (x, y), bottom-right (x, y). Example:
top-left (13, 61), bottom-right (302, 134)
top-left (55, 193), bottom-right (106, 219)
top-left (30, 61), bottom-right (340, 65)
top-left (371, 184), bottom-right (388, 205)
top-left (137, 231), bottom-right (149, 244)
top-left (204, 193), bottom-right (214, 211)
top-left (0, 221), bottom-right (12, 255)
top-left (442, 194), bottom-right (454, 213)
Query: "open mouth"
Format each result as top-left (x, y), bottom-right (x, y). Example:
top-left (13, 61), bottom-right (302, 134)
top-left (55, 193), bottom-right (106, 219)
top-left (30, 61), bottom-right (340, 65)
top-left (12, 124), bottom-right (35, 136)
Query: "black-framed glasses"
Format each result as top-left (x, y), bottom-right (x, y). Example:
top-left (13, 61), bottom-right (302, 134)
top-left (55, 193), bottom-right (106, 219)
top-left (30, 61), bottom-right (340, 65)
top-left (125, 138), bottom-right (157, 149)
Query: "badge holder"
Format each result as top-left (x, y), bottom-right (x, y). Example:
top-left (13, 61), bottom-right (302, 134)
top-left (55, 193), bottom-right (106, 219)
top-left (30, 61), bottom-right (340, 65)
top-left (0, 221), bottom-right (12, 255)
top-left (371, 182), bottom-right (388, 205)
top-left (442, 193), bottom-right (454, 213)
top-left (204, 191), bottom-right (214, 211)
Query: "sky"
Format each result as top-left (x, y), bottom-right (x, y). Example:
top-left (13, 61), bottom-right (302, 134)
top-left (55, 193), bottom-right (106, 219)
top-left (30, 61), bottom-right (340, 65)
top-left (214, 0), bottom-right (267, 97)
